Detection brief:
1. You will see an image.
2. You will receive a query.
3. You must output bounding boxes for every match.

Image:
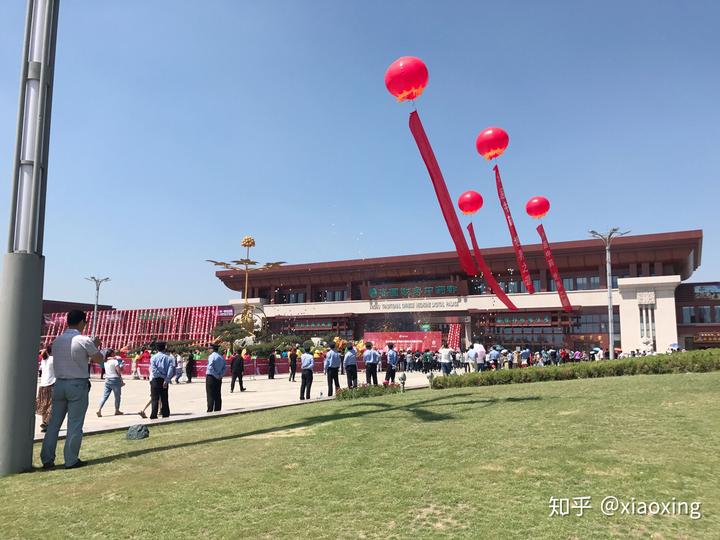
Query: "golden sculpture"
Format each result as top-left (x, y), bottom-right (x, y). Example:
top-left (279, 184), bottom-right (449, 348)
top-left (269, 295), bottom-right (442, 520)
top-left (206, 236), bottom-right (285, 334)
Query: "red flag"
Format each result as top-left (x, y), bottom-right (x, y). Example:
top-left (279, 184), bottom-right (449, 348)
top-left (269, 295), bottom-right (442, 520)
top-left (409, 111), bottom-right (478, 276)
top-left (494, 165), bottom-right (534, 294)
top-left (467, 223), bottom-right (518, 311)
top-left (536, 223), bottom-right (572, 312)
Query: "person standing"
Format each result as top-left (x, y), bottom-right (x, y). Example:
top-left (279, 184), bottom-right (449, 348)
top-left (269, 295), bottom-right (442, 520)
top-left (36, 345), bottom-right (55, 433)
top-left (174, 353), bottom-right (184, 383)
top-left (438, 342), bottom-right (453, 376)
top-left (385, 343), bottom-right (398, 383)
top-left (343, 344), bottom-right (358, 388)
top-left (205, 344), bottom-right (226, 412)
top-left (149, 342), bottom-right (174, 419)
top-left (476, 343), bottom-right (487, 371)
top-left (96, 349), bottom-right (125, 417)
top-left (363, 342), bottom-right (380, 385)
top-left (405, 350), bottom-right (415, 372)
top-left (288, 348), bottom-right (297, 382)
top-left (299, 348), bottom-right (314, 400)
top-left (40, 310), bottom-right (104, 469)
top-left (324, 342), bottom-right (341, 397)
top-left (186, 351), bottom-right (196, 383)
top-left (466, 346), bottom-right (478, 372)
top-left (230, 350), bottom-right (245, 392)
top-left (267, 350), bottom-right (276, 379)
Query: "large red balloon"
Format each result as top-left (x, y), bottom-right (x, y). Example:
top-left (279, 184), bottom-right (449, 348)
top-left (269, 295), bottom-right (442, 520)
top-left (475, 127), bottom-right (509, 160)
top-left (384, 56), bottom-right (429, 102)
top-left (458, 190), bottom-right (484, 215)
top-left (526, 196), bottom-right (550, 219)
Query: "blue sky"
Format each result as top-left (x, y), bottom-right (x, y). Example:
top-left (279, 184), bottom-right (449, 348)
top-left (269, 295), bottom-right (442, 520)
top-left (0, 1), bottom-right (718, 309)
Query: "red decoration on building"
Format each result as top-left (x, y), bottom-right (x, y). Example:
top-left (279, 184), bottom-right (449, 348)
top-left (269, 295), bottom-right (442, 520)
top-left (475, 127), bottom-right (509, 160)
top-left (457, 190), bottom-right (484, 215)
top-left (384, 56), bottom-right (429, 102)
top-left (526, 196), bottom-right (550, 219)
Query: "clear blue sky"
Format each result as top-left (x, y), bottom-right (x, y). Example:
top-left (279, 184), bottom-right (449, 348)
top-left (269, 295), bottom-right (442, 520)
top-left (0, 1), bottom-right (718, 309)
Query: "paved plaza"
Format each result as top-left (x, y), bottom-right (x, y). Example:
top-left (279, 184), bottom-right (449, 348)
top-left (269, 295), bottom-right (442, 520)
top-left (34, 370), bottom-right (433, 440)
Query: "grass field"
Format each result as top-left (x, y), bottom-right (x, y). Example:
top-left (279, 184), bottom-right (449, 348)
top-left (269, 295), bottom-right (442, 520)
top-left (1, 372), bottom-right (718, 539)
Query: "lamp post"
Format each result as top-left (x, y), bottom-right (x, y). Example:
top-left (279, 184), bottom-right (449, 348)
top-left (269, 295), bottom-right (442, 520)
top-left (86, 276), bottom-right (110, 337)
top-left (589, 228), bottom-right (630, 360)
top-left (0, 0), bottom-right (60, 476)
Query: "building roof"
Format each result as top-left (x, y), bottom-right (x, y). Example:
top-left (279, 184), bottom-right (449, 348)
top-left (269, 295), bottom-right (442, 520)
top-left (216, 229), bottom-right (703, 290)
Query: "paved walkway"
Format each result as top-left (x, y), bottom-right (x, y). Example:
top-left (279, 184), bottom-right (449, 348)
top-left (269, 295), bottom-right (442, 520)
top-left (34, 370), bottom-right (433, 441)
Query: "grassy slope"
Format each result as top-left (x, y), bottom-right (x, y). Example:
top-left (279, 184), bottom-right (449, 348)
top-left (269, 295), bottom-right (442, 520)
top-left (1, 372), bottom-right (718, 539)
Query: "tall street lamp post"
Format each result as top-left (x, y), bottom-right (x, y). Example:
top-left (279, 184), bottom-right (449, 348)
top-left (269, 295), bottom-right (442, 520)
top-left (589, 228), bottom-right (630, 360)
top-left (86, 276), bottom-right (110, 337)
top-left (0, 0), bottom-right (60, 476)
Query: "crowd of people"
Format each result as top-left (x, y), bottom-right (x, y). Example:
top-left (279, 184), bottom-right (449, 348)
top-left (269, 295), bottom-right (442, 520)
top-left (35, 310), bottom-right (685, 470)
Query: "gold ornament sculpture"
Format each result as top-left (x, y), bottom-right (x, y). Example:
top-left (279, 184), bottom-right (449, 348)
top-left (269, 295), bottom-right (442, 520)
top-left (206, 236), bottom-right (286, 334)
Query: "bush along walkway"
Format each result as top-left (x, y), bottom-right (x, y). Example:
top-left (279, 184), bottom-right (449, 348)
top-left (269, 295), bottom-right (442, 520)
top-left (335, 382), bottom-right (402, 400)
top-left (431, 349), bottom-right (720, 390)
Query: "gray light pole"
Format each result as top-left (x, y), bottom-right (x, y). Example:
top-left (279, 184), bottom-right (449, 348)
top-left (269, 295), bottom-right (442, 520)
top-left (86, 277), bottom-right (110, 337)
top-left (589, 228), bottom-right (630, 360)
top-left (0, 0), bottom-right (60, 476)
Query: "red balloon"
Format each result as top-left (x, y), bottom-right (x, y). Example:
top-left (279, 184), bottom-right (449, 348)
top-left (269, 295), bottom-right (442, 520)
top-left (475, 127), bottom-right (509, 160)
top-left (526, 196), bottom-right (550, 219)
top-left (384, 56), bottom-right (429, 102)
top-left (457, 190), bottom-right (484, 215)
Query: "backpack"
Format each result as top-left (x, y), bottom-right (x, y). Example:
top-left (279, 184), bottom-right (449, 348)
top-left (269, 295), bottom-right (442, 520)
top-left (127, 424), bottom-right (150, 440)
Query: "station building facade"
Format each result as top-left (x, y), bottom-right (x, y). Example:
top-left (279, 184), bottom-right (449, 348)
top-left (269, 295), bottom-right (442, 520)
top-left (216, 230), bottom-right (717, 353)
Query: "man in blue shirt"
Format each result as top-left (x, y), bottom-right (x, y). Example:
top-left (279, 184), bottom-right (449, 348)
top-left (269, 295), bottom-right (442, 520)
top-left (488, 347), bottom-right (500, 370)
top-left (299, 348), bottom-right (314, 400)
top-left (206, 344), bottom-right (226, 412)
top-left (363, 342), bottom-right (380, 385)
top-left (343, 344), bottom-right (358, 388)
top-left (149, 342), bottom-right (175, 419)
top-left (323, 342), bottom-right (341, 397)
top-left (384, 343), bottom-right (398, 383)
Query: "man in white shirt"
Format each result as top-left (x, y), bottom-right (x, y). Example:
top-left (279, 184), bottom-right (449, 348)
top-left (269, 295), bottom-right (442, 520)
top-left (475, 342), bottom-right (487, 372)
top-left (40, 310), bottom-right (103, 469)
top-left (438, 342), bottom-right (453, 376)
top-left (96, 349), bottom-right (124, 417)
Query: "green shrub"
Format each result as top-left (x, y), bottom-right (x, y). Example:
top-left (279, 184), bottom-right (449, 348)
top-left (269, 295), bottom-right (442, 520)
top-left (430, 349), bottom-right (720, 390)
top-left (335, 383), bottom-right (402, 400)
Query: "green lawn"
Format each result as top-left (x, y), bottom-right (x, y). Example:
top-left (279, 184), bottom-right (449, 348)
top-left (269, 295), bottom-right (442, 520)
top-left (1, 372), bottom-right (718, 539)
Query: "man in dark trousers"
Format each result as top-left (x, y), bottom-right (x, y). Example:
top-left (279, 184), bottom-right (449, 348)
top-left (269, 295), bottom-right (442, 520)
top-left (299, 348), bottom-right (314, 400)
top-left (343, 343), bottom-right (357, 388)
top-left (385, 342), bottom-right (398, 383)
top-left (205, 344), bottom-right (226, 412)
top-left (288, 347), bottom-right (297, 381)
top-left (267, 350), bottom-right (276, 379)
top-left (149, 342), bottom-right (174, 419)
top-left (363, 342), bottom-right (380, 385)
top-left (323, 342), bottom-right (341, 397)
top-left (230, 349), bottom-right (245, 392)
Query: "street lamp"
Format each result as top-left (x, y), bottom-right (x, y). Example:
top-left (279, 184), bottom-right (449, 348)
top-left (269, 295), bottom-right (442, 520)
top-left (86, 276), bottom-right (110, 337)
top-left (0, 0), bottom-right (59, 476)
top-left (589, 228), bottom-right (630, 359)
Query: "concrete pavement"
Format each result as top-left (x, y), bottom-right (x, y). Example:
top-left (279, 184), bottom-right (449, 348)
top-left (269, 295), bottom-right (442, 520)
top-left (34, 370), bottom-right (433, 441)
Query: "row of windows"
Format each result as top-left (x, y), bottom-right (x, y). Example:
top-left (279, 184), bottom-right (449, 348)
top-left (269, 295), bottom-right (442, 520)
top-left (471, 275), bottom-right (613, 294)
top-left (681, 306), bottom-right (720, 324)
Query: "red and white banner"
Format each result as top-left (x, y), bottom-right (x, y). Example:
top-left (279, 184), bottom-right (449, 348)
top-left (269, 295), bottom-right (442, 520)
top-left (363, 332), bottom-right (443, 352)
top-left (494, 164), bottom-right (534, 294)
top-left (536, 223), bottom-right (573, 312)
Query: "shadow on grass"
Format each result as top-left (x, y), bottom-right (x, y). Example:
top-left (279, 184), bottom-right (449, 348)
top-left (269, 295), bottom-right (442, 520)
top-left (81, 393), bottom-right (542, 467)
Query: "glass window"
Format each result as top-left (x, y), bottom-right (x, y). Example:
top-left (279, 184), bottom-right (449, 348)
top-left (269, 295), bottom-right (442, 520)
top-left (289, 292), bottom-right (297, 303)
top-left (611, 276), bottom-right (618, 288)
top-left (715, 306), bottom-right (720, 323)
top-left (576, 277), bottom-right (588, 290)
top-left (590, 276), bottom-right (600, 289)
top-left (563, 278), bottom-right (574, 291)
top-left (698, 306), bottom-right (711, 323)
top-left (507, 281), bottom-right (518, 293)
top-left (533, 279), bottom-right (541, 292)
top-left (498, 280), bottom-right (506, 292)
top-left (682, 307), bottom-right (695, 324)
top-left (548, 280), bottom-right (557, 292)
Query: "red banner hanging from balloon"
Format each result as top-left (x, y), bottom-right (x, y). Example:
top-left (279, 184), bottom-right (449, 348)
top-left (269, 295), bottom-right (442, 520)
top-left (467, 223), bottom-right (518, 311)
top-left (494, 165), bottom-right (534, 294)
top-left (536, 223), bottom-right (572, 312)
top-left (409, 111), bottom-right (478, 276)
